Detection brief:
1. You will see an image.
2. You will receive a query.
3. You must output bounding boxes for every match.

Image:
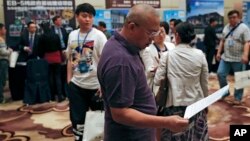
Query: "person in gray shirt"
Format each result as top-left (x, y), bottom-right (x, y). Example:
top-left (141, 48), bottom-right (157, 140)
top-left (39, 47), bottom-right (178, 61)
top-left (216, 10), bottom-right (250, 104)
top-left (0, 23), bottom-right (13, 103)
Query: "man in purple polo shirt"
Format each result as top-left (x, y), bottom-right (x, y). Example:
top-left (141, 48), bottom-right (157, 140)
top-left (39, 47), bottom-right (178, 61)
top-left (97, 4), bottom-right (188, 141)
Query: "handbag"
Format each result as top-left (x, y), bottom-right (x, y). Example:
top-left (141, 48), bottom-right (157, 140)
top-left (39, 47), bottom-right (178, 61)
top-left (83, 111), bottom-right (104, 141)
top-left (155, 53), bottom-right (169, 107)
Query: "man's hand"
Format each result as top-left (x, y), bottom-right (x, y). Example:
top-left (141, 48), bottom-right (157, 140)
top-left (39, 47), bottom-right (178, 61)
top-left (96, 88), bottom-right (102, 98)
top-left (8, 48), bottom-right (13, 53)
top-left (241, 54), bottom-right (249, 64)
top-left (24, 46), bottom-right (32, 53)
top-left (165, 115), bottom-right (189, 133)
top-left (216, 53), bottom-right (221, 61)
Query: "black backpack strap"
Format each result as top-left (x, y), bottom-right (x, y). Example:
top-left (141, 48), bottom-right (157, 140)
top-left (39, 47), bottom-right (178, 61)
top-left (153, 43), bottom-right (168, 59)
top-left (225, 21), bottom-right (243, 39)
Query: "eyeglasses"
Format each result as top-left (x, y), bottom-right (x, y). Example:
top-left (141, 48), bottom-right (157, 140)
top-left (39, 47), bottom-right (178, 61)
top-left (132, 22), bottom-right (161, 38)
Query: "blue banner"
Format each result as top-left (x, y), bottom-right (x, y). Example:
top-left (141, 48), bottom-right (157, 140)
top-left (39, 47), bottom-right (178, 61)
top-left (243, 1), bottom-right (250, 28)
top-left (163, 10), bottom-right (186, 23)
top-left (94, 9), bottom-right (112, 30)
top-left (186, 0), bottom-right (224, 33)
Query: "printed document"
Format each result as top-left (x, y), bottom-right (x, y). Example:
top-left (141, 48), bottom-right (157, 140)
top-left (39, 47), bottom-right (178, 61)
top-left (184, 85), bottom-right (229, 119)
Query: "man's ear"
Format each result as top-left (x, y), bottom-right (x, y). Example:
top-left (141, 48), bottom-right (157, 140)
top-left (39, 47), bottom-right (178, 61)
top-left (127, 22), bottom-right (137, 32)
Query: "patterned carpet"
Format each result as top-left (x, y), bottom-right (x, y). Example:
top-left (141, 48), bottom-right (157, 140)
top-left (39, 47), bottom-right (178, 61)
top-left (208, 75), bottom-right (250, 141)
top-left (0, 75), bottom-right (250, 141)
top-left (0, 100), bottom-right (74, 141)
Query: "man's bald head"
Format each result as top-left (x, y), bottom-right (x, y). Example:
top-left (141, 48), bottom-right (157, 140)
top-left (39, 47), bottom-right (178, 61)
top-left (125, 4), bottom-right (159, 26)
top-left (120, 4), bottom-right (160, 50)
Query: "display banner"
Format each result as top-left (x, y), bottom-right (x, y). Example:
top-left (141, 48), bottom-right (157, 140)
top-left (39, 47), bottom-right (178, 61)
top-left (163, 10), bottom-right (186, 23)
top-left (186, 0), bottom-right (224, 34)
top-left (106, 0), bottom-right (160, 8)
top-left (110, 9), bottom-right (129, 33)
top-left (94, 9), bottom-right (112, 31)
top-left (3, 0), bottom-right (75, 48)
top-left (243, 1), bottom-right (250, 28)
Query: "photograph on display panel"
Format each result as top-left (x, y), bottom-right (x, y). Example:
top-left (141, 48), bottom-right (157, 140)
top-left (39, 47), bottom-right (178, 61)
top-left (186, 0), bottom-right (224, 34)
top-left (3, 0), bottom-right (76, 48)
top-left (243, 1), bottom-right (250, 29)
top-left (106, 0), bottom-right (160, 8)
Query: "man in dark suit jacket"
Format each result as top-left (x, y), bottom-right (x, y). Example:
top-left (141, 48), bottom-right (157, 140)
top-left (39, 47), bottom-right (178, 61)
top-left (51, 16), bottom-right (68, 51)
top-left (18, 21), bottom-right (40, 62)
top-left (204, 18), bottom-right (219, 73)
top-left (51, 16), bottom-right (69, 99)
top-left (9, 21), bottom-right (40, 102)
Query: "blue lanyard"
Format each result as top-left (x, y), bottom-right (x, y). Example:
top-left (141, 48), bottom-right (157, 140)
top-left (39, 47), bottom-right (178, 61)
top-left (77, 28), bottom-right (92, 47)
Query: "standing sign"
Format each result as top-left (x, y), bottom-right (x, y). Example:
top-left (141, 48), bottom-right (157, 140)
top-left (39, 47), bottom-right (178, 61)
top-left (3, 0), bottom-right (75, 47)
top-left (243, 1), bottom-right (250, 28)
top-left (106, 0), bottom-right (160, 8)
top-left (186, 0), bottom-right (224, 34)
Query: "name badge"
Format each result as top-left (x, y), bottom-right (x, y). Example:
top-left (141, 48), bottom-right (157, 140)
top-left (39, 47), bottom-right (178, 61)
top-left (228, 38), bottom-right (234, 47)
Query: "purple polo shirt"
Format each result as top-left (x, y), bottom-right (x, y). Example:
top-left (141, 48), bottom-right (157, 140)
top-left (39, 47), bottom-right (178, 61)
top-left (97, 31), bottom-right (157, 141)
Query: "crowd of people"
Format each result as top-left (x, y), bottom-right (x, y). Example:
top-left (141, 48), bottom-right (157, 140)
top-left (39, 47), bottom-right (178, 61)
top-left (0, 2), bottom-right (250, 141)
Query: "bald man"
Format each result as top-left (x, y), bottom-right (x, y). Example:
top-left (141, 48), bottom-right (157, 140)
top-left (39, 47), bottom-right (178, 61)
top-left (97, 4), bottom-right (188, 141)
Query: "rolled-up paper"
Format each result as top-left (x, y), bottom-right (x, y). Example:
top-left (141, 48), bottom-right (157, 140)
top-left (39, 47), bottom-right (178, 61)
top-left (9, 51), bottom-right (19, 68)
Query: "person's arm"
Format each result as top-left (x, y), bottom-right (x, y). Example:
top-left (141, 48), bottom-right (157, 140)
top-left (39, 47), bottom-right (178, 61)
top-left (111, 107), bottom-right (188, 133)
top-left (96, 31), bottom-right (108, 60)
top-left (67, 59), bottom-right (73, 84)
top-left (200, 53), bottom-right (209, 97)
top-left (140, 47), bottom-right (156, 78)
top-left (103, 64), bottom-right (188, 133)
top-left (241, 41), bottom-right (249, 64)
top-left (216, 39), bottom-right (224, 61)
top-left (66, 33), bottom-right (73, 84)
top-left (19, 32), bottom-right (30, 52)
top-left (0, 39), bottom-right (12, 56)
top-left (241, 27), bottom-right (250, 64)
top-left (154, 52), bottom-right (168, 86)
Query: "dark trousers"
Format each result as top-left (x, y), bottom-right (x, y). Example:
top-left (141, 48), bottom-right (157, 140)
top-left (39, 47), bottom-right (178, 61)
top-left (49, 63), bottom-right (63, 101)
top-left (68, 82), bottom-right (98, 141)
top-left (205, 46), bottom-right (216, 73)
top-left (61, 64), bottom-right (68, 97)
top-left (8, 65), bottom-right (26, 100)
top-left (0, 59), bottom-right (8, 102)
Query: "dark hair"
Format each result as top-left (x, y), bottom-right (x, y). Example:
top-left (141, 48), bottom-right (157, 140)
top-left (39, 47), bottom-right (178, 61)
top-left (174, 19), bottom-right (182, 27)
top-left (75, 3), bottom-right (96, 16)
top-left (160, 21), bottom-right (169, 34)
top-left (52, 16), bottom-right (61, 23)
top-left (228, 10), bottom-right (240, 17)
top-left (170, 19), bottom-right (176, 22)
top-left (98, 21), bottom-right (106, 28)
top-left (209, 17), bottom-right (216, 24)
top-left (0, 23), bottom-right (4, 29)
top-left (27, 21), bottom-right (35, 27)
top-left (176, 22), bottom-right (196, 44)
top-left (40, 21), bottom-right (51, 33)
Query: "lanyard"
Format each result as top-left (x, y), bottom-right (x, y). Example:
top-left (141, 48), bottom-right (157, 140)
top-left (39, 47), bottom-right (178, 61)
top-left (77, 28), bottom-right (92, 47)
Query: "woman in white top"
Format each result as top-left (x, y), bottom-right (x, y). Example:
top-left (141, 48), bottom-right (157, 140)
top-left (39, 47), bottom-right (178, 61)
top-left (140, 27), bottom-right (175, 95)
top-left (154, 22), bottom-right (209, 141)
